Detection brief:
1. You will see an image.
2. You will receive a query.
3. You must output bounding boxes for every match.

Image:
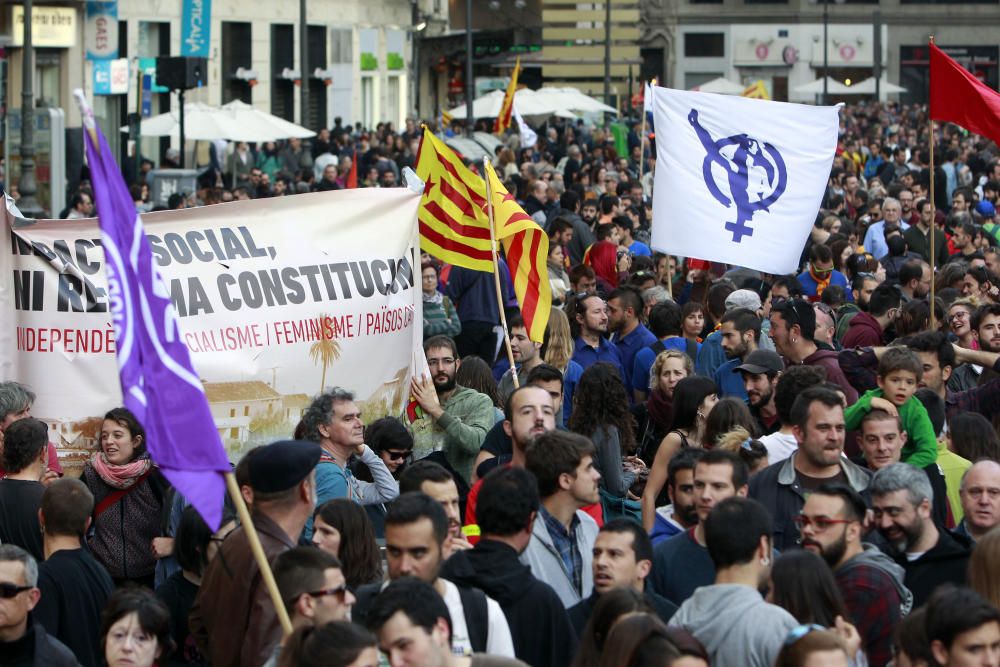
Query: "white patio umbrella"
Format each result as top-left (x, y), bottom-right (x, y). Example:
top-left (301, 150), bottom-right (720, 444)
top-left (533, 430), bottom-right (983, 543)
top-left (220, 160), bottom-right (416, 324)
top-left (690, 77), bottom-right (746, 95)
top-left (448, 89), bottom-right (552, 120)
top-left (218, 100), bottom-right (316, 140)
top-left (846, 77), bottom-right (908, 95)
top-left (533, 87), bottom-right (617, 114)
top-left (123, 101), bottom-right (314, 142)
top-left (793, 77), bottom-right (853, 95)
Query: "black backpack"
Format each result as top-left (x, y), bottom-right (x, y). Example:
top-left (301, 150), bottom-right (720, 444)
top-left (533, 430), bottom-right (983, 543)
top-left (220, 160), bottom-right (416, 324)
top-left (649, 337), bottom-right (699, 365)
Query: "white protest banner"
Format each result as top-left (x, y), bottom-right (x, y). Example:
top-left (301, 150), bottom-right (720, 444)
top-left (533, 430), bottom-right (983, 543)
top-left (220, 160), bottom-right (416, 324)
top-left (650, 86), bottom-right (840, 274)
top-left (0, 188), bottom-right (422, 468)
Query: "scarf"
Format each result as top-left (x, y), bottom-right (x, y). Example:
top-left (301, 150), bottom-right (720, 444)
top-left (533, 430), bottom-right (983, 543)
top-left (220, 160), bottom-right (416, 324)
top-left (423, 290), bottom-right (443, 306)
top-left (646, 388), bottom-right (674, 430)
top-left (91, 452), bottom-right (152, 490)
top-left (809, 264), bottom-right (832, 298)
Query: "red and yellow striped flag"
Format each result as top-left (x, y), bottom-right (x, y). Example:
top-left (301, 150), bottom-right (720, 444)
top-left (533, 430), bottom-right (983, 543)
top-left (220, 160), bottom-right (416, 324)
top-left (415, 128), bottom-right (494, 271)
top-left (485, 161), bottom-right (551, 342)
top-left (493, 57), bottom-right (520, 135)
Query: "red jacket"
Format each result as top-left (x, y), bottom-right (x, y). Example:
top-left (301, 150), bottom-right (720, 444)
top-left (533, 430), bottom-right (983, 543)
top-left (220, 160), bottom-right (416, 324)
top-left (842, 311), bottom-right (884, 350)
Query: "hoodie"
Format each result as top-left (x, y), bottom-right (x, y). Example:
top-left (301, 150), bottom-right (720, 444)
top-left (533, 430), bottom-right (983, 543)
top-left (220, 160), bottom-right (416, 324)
top-left (893, 529), bottom-right (972, 607)
top-left (669, 584), bottom-right (798, 667)
top-left (440, 539), bottom-right (577, 667)
top-left (842, 311), bottom-right (884, 349)
top-left (836, 544), bottom-right (914, 667)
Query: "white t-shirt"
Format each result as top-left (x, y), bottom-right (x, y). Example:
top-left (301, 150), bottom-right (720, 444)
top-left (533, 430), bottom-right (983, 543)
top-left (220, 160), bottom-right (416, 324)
top-left (759, 431), bottom-right (798, 464)
top-left (440, 578), bottom-right (516, 658)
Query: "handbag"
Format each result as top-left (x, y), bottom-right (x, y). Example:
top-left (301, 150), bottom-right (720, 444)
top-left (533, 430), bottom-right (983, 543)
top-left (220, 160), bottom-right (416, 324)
top-left (599, 487), bottom-right (642, 525)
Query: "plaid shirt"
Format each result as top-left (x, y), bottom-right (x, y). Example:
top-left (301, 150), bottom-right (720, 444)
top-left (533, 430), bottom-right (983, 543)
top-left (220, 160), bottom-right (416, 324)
top-left (836, 560), bottom-right (905, 667)
top-left (540, 506), bottom-right (583, 596)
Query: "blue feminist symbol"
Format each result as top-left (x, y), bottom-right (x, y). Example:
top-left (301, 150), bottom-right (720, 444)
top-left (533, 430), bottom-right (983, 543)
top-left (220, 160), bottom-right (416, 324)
top-left (688, 109), bottom-right (788, 243)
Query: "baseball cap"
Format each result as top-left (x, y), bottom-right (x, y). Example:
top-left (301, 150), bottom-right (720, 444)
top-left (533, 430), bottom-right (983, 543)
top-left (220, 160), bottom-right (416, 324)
top-left (733, 349), bottom-right (785, 375)
top-left (976, 200), bottom-right (996, 218)
top-left (725, 289), bottom-right (763, 312)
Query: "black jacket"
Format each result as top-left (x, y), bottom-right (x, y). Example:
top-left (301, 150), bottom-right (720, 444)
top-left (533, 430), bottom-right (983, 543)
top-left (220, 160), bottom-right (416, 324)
top-left (567, 589), bottom-right (677, 637)
top-left (893, 529), bottom-right (972, 607)
top-left (440, 539), bottom-right (577, 667)
top-left (0, 620), bottom-right (80, 667)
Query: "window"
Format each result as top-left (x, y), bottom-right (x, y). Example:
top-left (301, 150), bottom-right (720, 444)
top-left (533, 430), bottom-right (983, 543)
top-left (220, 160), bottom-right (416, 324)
top-left (230, 408), bottom-right (236, 417)
top-left (361, 76), bottom-right (376, 129)
top-left (222, 21), bottom-right (253, 104)
top-left (307, 25), bottom-right (328, 131)
top-left (271, 24), bottom-right (294, 121)
top-left (244, 405), bottom-right (250, 416)
top-left (684, 33), bottom-right (725, 58)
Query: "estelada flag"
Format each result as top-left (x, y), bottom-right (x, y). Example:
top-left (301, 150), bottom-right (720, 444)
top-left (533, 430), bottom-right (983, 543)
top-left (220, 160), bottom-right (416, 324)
top-left (493, 57), bottom-right (521, 135)
top-left (485, 161), bottom-right (551, 342)
top-left (930, 42), bottom-right (1000, 147)
top-left (415, 128), bottom-right (494, 272)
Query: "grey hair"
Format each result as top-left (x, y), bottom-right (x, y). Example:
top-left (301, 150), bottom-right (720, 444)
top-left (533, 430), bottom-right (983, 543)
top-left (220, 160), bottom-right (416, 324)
top-left (882, 197), bottom-right (901, 212)
top-left (871, 462), bottom-right (933, 507)
top-left (0, 382), bottom-right (35, 422)
top-left (0, 544), bottom-right (38, 587)
top-left (642, 285), bottom-right (672, 306)
top-left (299, 387), bottom-right (355, 442)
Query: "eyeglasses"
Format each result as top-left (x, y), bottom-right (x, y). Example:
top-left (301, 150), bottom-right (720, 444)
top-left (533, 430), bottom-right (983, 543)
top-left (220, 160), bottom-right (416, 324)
top-left (784, 624), bottom-right (827, 646)
top-left (305, 584), bottom-right (349, 603)
top-left (793, 514), bottom-right (853, 531)
top-left (427, 357), bottom-right (456, 368)
top-left (0, 583), bottom-right (32, 598)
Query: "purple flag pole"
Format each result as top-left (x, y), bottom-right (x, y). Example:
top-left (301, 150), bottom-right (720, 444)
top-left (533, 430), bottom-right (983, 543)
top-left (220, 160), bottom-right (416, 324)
top-left (74, 90), bottom-right (231, 531)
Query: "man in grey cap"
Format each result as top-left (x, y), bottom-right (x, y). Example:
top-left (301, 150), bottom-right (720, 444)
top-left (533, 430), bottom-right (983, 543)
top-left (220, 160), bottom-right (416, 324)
top-left (191, 440), bottom-right (321, 667)
top-left (734, 350), bottom-right (784, 436)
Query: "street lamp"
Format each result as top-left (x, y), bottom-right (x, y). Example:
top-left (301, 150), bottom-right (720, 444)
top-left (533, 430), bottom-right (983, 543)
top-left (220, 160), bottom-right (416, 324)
top-left (18, 0), bottom-right (43, 217)
top-left (811, 0), bottom-right (846, 106)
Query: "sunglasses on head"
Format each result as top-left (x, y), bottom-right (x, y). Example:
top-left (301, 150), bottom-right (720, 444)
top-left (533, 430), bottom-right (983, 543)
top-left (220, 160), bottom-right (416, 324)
top-left (0, 583), bottom-right (32, 599)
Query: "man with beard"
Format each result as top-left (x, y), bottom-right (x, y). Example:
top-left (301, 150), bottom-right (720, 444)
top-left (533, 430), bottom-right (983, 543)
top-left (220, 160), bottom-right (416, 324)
top-left (897, 260), bottom-right (933, 302)
top-left (464, 385), bottom-right (556, 526)
top-left (567, 520), bottom-right (677, 634)
top-left (400, 461), bottom-right (474, 556)
top-left (758, 365), bottom-right (826, 464)
top-left (497, 315), bottom-right (545, 404)
top-left (521, 431), bottom-right (602, 607)
top-left (713, 308), bottom-right (762, 401)
top-left (904, 199), bottom-right (948, 267)
top-left (580, 198), bottom-right (599, 230)
top-left (410, 336), bottom-right (496, 484)
top-left (735, 350), bottom-right (784, 435)
top-left (607, 287), bottom-right (656, 393)
top-left (835, 274), bottom-right (879, 344)
top-left (798, 484), bottom-right (912, 667)
top-left (749, 387), bottom-right (871, 552)
top-left (871, 463), bottom-right (971, 607)
top-left (571, 294), bottom-right (623, 375)
top-left (973, 304), bottom-right (1000, 385)
top-left (651, 450), bottom-right (749, 605)
top-left (650, 448), bottom-right (705, 545)
top-left (769, 300), bottom-right (857, 403)
top-left (842, 284), bottom-right (900, 349)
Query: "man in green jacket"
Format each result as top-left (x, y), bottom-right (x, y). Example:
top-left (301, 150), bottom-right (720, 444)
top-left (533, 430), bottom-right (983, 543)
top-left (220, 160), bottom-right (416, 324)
top-left (409, 335), bottom-right (496, 483)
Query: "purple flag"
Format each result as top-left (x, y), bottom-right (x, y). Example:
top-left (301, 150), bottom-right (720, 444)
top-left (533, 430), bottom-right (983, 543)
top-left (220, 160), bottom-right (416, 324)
top-left (76, 91), bottom-right (230, 530)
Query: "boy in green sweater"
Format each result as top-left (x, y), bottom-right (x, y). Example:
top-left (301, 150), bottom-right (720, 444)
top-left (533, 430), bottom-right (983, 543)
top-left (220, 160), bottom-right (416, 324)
top-left (844, 346), bottom-right (937, 467)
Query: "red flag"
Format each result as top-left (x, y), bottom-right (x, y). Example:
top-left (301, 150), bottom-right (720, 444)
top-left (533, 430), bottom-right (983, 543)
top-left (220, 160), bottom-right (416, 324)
top-left (930, 42), bottom-right (1000, 147)
top-left (346, 150), bottom-right (358, 188)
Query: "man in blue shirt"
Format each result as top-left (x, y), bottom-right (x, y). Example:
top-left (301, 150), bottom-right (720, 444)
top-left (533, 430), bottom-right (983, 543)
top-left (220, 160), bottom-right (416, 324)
top-left (714, 308), bottom-right (762, 401)
top-left (571, 294), bottom-right (623, 375)
top-left (608, 286), bottom-right (656, 395)
top-left (797, 244), bottom-right (852, 303)
top-left (863, 196), bottom-right (909, 260)
top-left (614, 217), bottom-right (651, 257)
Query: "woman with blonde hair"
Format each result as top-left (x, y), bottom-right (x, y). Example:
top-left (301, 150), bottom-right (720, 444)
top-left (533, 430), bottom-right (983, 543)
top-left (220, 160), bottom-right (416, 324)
top-left (969, 526), bottom-right (1000, 609)
top-left (543, 306), bottom-right (583, 426)
top-left (716, 426), bottom-right (769, 475)
top-left (632, 350), bottom-right (692, 465)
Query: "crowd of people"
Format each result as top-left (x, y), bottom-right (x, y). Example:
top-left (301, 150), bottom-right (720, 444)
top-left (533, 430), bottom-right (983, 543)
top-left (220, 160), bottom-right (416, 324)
top-left (4, 99), bottom-right (1000, 667)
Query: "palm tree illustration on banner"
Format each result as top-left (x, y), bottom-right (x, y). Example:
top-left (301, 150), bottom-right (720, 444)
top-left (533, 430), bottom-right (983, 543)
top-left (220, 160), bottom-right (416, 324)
top-left (309, 316), bottom-right (341, 393)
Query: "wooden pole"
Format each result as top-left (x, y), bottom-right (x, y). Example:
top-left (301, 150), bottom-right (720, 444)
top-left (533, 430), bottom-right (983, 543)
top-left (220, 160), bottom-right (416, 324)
top-left (929, 35), bottom-right (937, 331)
top-left (483, 157), bottom-right (519, 388)
top-left (225, 472), bottom-right (294, 637)
top-left (638, 83), bottom-right (647, 190)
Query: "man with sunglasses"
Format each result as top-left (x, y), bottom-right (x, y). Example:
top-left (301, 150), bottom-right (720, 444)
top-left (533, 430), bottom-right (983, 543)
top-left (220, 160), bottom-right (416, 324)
top-left (0, 544), bottom-right (77, 666)
top-left (797, 245), bottom-right (850, 304)
top-left (798, 484), bottom-right (911, 667)
top-left (267, 547), bottom-right (356, 667)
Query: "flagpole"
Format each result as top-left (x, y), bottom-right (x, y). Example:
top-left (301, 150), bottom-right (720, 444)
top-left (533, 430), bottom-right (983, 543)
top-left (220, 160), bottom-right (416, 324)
top-left (225, 472), bottom-right (294, 637)
top-left (929, 35), bottom-right (937, 331)
top-left (638, 83), bottom-right (647, 189)
top-left (483, 156), bottom-right (519, 388)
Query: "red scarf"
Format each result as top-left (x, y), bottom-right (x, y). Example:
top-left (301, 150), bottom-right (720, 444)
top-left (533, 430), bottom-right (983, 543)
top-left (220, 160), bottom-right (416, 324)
top-left (90, 452), bottom-right (152, 490)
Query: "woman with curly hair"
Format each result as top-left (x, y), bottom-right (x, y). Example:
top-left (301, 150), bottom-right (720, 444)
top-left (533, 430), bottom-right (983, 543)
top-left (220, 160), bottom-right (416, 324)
top-left (568, 363), bottom-right (644, 502)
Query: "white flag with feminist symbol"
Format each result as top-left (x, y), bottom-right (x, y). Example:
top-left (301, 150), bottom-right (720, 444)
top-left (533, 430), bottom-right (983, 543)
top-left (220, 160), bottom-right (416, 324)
top-left (650, 86), bottom-right (840, 274)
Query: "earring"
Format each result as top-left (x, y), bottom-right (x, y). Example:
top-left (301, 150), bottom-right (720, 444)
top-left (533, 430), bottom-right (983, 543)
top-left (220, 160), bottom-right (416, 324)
top-left (760, 556), bottom-right (770, 566)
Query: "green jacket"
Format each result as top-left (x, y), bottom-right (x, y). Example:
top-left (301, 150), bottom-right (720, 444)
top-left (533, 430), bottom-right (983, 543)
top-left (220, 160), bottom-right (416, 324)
top-left (844, 388), bottom-right (938, 468)
top-left (834, 302), bottom-right (860, 345)
top-left (408, 385), bottom-right (495, 482)
top-left (937, 439), bottom-right (972, 525)
top-left (423, 296), bottom-right (461, 340)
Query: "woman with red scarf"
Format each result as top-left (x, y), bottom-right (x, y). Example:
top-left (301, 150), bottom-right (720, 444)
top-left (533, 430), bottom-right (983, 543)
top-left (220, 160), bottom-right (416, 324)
top-left (82, 407), bottom-right (169, 588)
top-left (586, 239), bottom-right (630, 292)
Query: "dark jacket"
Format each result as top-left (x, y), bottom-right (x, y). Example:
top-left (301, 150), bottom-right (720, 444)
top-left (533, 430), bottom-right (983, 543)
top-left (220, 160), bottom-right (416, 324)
top-left (841, 312), bottom-right (884, 350)
top-left (0, 620), bottom-right (80, 667)
top-left (440, 539), bottom-right (577, 667)
top-left (891, 529), bottom-right (972, 607)
top-left (80, 462), bottom-right (167, 581)
top-left (749, 452), bottom-right (872, 552)
top-left (189, 511), bottom-right (297, 667)
top-left (567, 589), bottom-right (676, 636)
